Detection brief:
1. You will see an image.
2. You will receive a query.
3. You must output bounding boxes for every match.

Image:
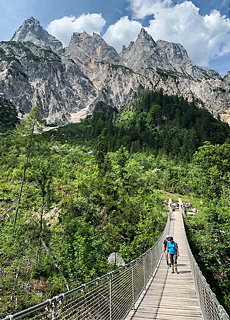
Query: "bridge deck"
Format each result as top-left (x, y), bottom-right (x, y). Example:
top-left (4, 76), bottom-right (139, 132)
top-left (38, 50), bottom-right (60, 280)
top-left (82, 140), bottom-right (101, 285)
top-left (126, 210), bottom-right (203, 320)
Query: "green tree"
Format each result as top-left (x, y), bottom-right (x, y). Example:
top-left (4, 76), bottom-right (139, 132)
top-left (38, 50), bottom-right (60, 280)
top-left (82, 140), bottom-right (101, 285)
top-left (13, 106), bottom-right (44, 229)
top-left (171, 137), bottom-right (180, 157)
top-left (0, 99), bottom-right (19, 133)
top-left (94, 135), bottom-right (106, 171)
top-left (116, 146), bottom-right (128, 179)
top-left (32, 159), bottom-right (53, 259)
top-left (192, 142), bottom-right (230, 199)
top-left (146, 104), bottom-right (162, 126)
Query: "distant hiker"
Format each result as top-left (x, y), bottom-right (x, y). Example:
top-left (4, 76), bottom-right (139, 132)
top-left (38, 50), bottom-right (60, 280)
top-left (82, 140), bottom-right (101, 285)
top-left (162, 235), bottom-right (170, 265)
top-left (166, 236), bottom-right (179, 274)
top-left (170, 189), bottom-right (173, 193)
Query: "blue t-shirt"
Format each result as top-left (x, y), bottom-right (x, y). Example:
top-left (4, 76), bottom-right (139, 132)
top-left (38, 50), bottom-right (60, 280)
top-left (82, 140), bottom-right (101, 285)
top-left (167, 241), bottom-right (178, 254)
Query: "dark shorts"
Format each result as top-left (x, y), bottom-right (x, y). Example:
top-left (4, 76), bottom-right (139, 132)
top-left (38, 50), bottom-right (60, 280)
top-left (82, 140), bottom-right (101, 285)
top-left (169, 253), bottom-right (177, 265)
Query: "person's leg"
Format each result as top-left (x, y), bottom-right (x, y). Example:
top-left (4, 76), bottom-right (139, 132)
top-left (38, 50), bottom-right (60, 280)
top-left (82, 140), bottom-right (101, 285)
top-left (165, 251), bottom-right (169, 265)
top-left (170, 254), bottom-right (174, 273)
top-left (174, 255), bottom-right (179, 273)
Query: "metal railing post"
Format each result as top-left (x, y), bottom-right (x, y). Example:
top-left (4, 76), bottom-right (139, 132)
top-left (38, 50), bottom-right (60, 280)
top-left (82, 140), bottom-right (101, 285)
top-left (109, 273), bottom-right (112, 320)
top-left (169, 198), bottom-right (172, 214)
top-left (151, 247), bottom-right (153, 273)
top-left (46, 298), bottom-right (57, 320)
top-left (131, 263), bottom-right (135, 310)
top-left (143, 255), bottom-right (146, 290)
top-left (179, 198), bottom-right (184, 216)
top-left (52, 299), bottom-right (57, 320)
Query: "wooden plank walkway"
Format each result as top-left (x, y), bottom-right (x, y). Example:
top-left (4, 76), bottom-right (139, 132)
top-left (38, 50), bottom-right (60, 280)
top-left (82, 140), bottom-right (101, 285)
top-left (126, 210), bottom-right (203, 320)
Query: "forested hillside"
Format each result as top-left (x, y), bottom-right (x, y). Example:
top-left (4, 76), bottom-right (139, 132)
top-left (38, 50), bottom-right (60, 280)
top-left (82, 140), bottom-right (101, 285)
top-left (43, 89), bottom-right (230, 160)
top-left (0, 90), bottom-right (230, 317)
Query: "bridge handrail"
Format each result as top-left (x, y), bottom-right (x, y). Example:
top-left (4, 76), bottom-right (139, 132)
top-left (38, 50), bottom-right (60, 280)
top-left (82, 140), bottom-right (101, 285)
top-left (179, 199), bottom-right (229, 320)
top-left (2, 212), bottom-right (170, 320)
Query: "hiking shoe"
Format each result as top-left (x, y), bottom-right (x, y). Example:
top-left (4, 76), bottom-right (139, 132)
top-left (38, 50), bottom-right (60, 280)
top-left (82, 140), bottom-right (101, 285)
top-left (171, 270), bottom-right (174, 274)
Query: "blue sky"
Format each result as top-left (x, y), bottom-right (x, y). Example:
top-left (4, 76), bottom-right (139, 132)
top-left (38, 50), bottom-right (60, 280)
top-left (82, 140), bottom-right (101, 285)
top-left (0, 0), bottom-right (230, 76)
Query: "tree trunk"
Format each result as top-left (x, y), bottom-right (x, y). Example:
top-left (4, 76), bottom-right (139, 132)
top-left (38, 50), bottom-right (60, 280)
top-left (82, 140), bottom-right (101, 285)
top-left (41, 239), bottom-right (70, 291)
top-left (13, 126), bottom-right (34, 230)
top-left (36, 197), bottom-right (44, 263)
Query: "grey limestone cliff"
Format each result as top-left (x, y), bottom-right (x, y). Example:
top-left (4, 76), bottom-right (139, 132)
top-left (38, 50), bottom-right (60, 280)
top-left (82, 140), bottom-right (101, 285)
top-left (64, 31), bottom-right (121, 81)
top-left (0, 41), bottom-right (97, 124)
top-left (120, 28), bottom-right (174, 72)
top-left (11, 17), bottom-right (63, 51)
top-left (156, 39), bottom-right (220, 80)
top-left (120, 28), bottom-right (220, 81)
top-left (1, 17), bottom-right (230, 125)
top-left (67, 31), bottom-right (120, 64)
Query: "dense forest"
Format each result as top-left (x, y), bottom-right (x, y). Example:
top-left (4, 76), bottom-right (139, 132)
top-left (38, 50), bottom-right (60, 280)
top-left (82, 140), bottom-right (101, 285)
top-left (42, 89), bottom-right (230, 160)
top-left (0, 90), bottom-right (230, 317)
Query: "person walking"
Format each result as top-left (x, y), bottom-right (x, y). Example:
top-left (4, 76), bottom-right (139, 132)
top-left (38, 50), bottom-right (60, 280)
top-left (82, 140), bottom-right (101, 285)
top-left (162, 235), bottom-right (170, 265)
top-left (166, 236), bottom-right (179, 274)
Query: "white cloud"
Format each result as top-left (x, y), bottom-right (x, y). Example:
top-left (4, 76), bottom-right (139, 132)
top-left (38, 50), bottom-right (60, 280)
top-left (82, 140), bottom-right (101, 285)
top-left (128, 0), bottom-right (172, 19)
top-left (103, 16), bottom-right (142, 53)
top-left (127, 0), bottom-right (230, 67)
top-left (45, 1), bottom-right (230, 71)
top-left (46, 13), bottom-right (106, 47)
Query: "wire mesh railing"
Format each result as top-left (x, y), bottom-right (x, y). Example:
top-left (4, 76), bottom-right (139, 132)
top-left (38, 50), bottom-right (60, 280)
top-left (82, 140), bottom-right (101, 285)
top-left (1, 213), bottom-right (170, 320)
top-left (179, 199), bottom-right (229, 320)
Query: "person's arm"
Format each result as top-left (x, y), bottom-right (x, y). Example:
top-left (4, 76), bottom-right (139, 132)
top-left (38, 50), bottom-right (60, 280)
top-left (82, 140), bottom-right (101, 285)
top-left (176, 246), bottom-right (179, 257)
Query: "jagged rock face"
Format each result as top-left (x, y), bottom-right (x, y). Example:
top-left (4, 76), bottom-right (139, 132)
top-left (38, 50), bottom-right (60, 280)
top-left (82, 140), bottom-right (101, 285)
top-left (1, 17), bottom-right (230, 125)
top-left (11, 17), bottom-right (63, 51)
top-left (64, 31), bottom-right (121, 81)
top-left (120, 28), bottom-right (174, 71)
top-left (120, 28), bottom-right (220, 81)
top-left (156, 40), bottom-right (220, 80)
top-left (0, 41), bottom-right (97, 124)
top-left (189, 73), bottom-right (230, 121)
top-left (67, 32), bottom-right (120, 64)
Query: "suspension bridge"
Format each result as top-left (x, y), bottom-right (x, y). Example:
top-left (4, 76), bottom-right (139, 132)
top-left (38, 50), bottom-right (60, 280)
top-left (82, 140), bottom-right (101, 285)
top-left (1, 199), bottom-right (229, 320)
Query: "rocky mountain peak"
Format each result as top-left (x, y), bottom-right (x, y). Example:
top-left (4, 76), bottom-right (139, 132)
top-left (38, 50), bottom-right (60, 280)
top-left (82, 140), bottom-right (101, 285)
top-left (66, 31), bottom-right (120, 65)
top-left (69, 31), bottom-right (87, 46)
top-left (119, 29), bottom-right (220, 80)
top-left (11, 17), bottom-right (63, 51)
top-left (120, 28), bottom-right (173, 70)
top-left (156, 39), bottom-right (220, 79)
top-left (156, 40), bottom-right (190, 62)
top-left (137, 28), bottom-right (157, 47)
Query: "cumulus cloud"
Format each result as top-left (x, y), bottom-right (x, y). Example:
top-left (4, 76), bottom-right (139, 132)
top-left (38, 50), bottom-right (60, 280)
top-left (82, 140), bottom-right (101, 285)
top-left (126, 0), bottom-right (230, 67)
top-left (45, 0), bottom-right (230, 71)
top-left (46, 13), bottom-right (106, 47)
top-left (103, 16), bottom-right (142, 53)
top-left (128, 0), bottom-right (172, 19)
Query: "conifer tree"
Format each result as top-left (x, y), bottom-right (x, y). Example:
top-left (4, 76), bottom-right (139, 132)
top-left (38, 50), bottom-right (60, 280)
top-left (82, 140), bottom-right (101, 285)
top-left (13, 106), bottom-right (44, 229)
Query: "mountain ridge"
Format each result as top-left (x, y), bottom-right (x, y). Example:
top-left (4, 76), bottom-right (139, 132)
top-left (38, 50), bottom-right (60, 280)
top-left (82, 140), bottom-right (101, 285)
top-left (11, 17), bottom-right (63, 51)
top-left (0, 17), bottom-right (229, 125)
